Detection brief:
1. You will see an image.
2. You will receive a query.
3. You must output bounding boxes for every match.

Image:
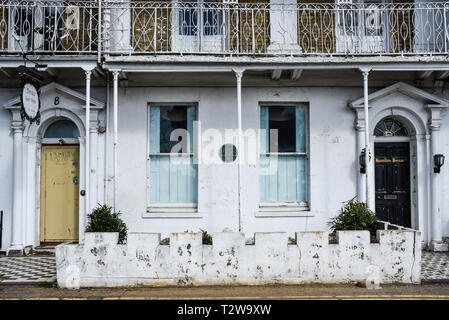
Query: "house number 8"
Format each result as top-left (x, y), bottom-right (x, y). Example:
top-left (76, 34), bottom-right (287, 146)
top-left (54, 96), bottom-right (60, 105)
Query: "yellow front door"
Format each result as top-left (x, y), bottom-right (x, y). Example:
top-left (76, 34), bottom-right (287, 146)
top-left (40, 145), bottom-right (79, 243)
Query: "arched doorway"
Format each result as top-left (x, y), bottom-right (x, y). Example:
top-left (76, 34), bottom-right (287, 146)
top-left (40, 119), bottom-right (80, 244)
top-left (373, 116), bottom-right (412, 227)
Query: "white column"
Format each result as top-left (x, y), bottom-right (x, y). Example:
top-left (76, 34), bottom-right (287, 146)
top-left (234, 69), bottom-right (244, 232)
top-left (8, 120), bottom-right (24, 255)
top-left (362, 69), bottom-right (373, 210)
top-left (429, 123), bottom-right (448, 251)
top-left (113, 71), bottom-right (119, 212)
top-left (78, 137), bottom-right (86, 244)
top-left (89, 119), bottom-right (98, 209)
top-left (85, 70), bottom-right (92, 215)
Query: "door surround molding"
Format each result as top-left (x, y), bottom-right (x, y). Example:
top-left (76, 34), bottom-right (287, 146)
top-left (3, 82), bottom-right (104, 249)
top-left (350, 81), bottom-right (449, 247)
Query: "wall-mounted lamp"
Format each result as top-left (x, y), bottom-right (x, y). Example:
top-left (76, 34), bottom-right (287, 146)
top-left (359, 148), bottom-right (371, 174)
top-left (434, 154), bottom-right (445, 173)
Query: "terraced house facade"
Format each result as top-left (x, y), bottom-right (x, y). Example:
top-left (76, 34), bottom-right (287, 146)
top-left (0, 0), bottom-right (449, 255)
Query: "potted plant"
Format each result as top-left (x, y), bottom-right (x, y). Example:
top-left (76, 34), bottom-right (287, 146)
top-left (328, 198), bottom-right (378, 242)
top-left (85, 204), bottom-right (128, 244)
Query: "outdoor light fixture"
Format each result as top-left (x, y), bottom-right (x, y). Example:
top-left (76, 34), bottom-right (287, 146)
top-left (360, 148), bottom-right (369, 174)
top-left (16, 65), bottom-right (44, 82)
top-left (35, 64), bottom-right (48, 72)
top-left (434, 154), bottom-right (445, 173)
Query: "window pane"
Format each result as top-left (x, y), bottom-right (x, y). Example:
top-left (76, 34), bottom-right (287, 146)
top-left (160, 106), bottom-right (188, 153)
top-left (260, 155), bottom-right (307, 202)
top-left (179, 0), bottom-right (198, 36)
top-left (150, 155), bottom-right (197, 203)
top-left (203, 0), bottom-right (222, 36)
top-left (260, 105), bottom-right (307, 203)
top-left (269, 106), bottom-right (296, 152)
top-left (44, 120), bottom-right (80, 138)
top-left (149, 105), bottom-right (197, 204)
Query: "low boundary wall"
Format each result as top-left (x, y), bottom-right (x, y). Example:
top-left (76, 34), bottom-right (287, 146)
top-left (56, 230), bottom-right (421, 288)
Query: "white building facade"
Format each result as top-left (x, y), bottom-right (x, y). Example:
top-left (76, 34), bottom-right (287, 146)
top-left (0, 0), bottom-right (449, 254)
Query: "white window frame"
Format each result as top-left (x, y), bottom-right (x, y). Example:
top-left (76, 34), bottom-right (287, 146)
top-left (257, 103), bottom-right (313, 217)
top-left (144, 103), bottom-right (200, 218)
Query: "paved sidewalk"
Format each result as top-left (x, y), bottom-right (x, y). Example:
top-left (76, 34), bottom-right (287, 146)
top-left (1, 283), bottom-right (449, 300)
top-left (0, 250), bottom-right (448, 285)
top-left (0, 256), bottom-right (56, 284)
top-left (421, 251), bottom-right (449, 282)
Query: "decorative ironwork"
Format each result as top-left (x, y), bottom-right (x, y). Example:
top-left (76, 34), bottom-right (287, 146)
top-left (374, 117), bottom-right (408, 137)
top-left (0, 1), bottom-right (447, 56)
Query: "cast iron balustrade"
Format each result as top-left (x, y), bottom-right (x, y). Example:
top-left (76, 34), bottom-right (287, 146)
top-left (0, 1), bottom-right (448, 56)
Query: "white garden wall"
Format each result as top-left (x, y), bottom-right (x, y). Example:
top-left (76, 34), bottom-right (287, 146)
top-left (56, 230), bottom-right (421, 288)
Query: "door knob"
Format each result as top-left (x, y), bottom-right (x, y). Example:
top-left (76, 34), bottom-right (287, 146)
top-left (80, 190), bottom-right (86, 196)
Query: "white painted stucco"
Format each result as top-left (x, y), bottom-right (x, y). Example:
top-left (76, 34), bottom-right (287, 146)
top-left (55, 230), bottom-right (421, 288)
top-left (1, 79), bottom-right (449, 252)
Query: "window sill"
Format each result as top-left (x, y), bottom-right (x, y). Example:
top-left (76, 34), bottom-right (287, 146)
top-left (143, 204), bottom-right (201, 219)
top-left (257, 203), bottom-right (313, 217)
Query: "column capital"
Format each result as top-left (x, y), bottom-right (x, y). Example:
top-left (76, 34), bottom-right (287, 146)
top-left (111, 70), bottom-right (120, 80)
top-left (85, 69), bottom-right (92, 79)
top-left (89, 120), bottom-right (100, 133)
top-left (429, 119), bottom-right (442, 131)
top-left (11, 120), bottom-right (24, 132)
top-left (355, 119), bottom-right (366, 131)
top-left (233, 68), bottom-right (245, 80)
top-left (360, 67), bottom-right (372, 77)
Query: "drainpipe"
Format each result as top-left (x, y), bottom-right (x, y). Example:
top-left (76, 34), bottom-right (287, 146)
top-left (98, 0), bottom-right (102, 64)
top-left (361, 69), bottom-right (372, 210)
top-left (112, 71), bottom-right (119, 212)
top-left (234, 68), bottom-right (244, 232)
top-left (85, 69), bottom-right (92, 216)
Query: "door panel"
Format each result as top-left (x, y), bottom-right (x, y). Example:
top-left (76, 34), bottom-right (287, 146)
top-left (40, 145), bottom-right (79, 242)
top-left (374, 142), bottom-right (411, 227)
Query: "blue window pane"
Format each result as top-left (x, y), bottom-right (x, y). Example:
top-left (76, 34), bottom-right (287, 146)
top-left (149, 105), bottom-right (197, 204)
top-left (150, 155), bottom-right (197, 203)
top-left (260, 155), bottom-right (307, 202)
top-left (203, 0), bottom-right (222, 36)
top-left (179, 0), bottom-right (222, 36)
top-left (44, 120), bottom-right (80, 138)
top-left (260, 106), bottom-right (307, 203)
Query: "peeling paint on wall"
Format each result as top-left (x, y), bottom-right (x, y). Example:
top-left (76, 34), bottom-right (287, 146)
top-left (56, 230), bottom-right (421, 288)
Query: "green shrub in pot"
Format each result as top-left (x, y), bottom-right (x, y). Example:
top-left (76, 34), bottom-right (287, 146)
top-left (328, 198), bottom-right (378, 236)
top-left (85, 204), bottom-right (128, 244)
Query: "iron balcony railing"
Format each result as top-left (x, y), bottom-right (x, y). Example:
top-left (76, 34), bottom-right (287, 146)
top-left (0, 1), bottom-right (448, 56)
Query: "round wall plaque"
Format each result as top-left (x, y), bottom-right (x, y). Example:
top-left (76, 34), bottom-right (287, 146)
top-left (220, 144), bottom-right (237, 163)
top-left (20, 81), bottom-right (40, 124)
